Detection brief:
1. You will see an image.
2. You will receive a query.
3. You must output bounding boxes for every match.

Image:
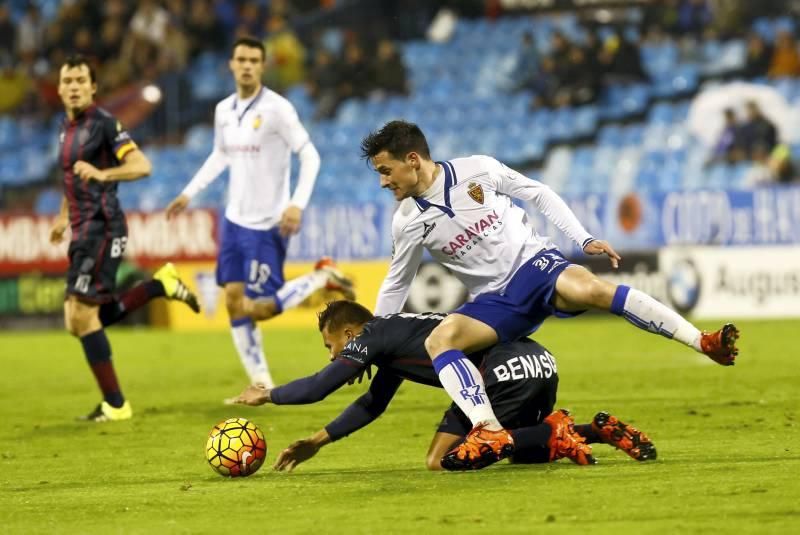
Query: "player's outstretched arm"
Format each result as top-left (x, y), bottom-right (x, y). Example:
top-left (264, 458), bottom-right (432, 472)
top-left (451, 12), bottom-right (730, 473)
top-left (74, 149), bottom-right (152, 183)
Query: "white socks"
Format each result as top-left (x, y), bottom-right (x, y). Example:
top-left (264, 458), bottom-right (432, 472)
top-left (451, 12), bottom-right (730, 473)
top-left (610, 285), bottom-right (702, 351)
top-left (433, 350), bottom-right (501, 430)
top-left (274, 271), bottom-right (328, 311)
top-left (230, 318), bottom-right (274, 388)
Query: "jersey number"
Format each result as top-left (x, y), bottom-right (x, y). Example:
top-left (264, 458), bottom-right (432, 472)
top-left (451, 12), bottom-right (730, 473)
top-left (74, 274), bottom-right (92, 293)
top-left (247, 261), bottom-right (272, 293)
top-left (110, 237), bottom-right (128, 258)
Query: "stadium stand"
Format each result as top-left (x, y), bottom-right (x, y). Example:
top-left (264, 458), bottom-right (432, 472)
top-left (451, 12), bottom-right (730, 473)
top-left (0, 2), bottom-right (798, 211)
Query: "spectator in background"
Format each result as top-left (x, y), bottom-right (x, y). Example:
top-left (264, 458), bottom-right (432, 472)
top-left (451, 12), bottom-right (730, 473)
top-left (371, 39), bottom-right (410, 96)
top-left (768, 31), bottom-right (800, 78)
top-left (97, 19), bottom-right (125, 64)
top-left (509, 31), bottom-right (540, 92)
top-left (187, 0), bottom-right (227, 58)
top-left (601, 32), bottom-right (648, 83)
top-left (740, 101), bottom-right (777, 159)
top-left (706, 108), bottom-right (743, 166)
top-left (744, 33), bottom-right (773, 78)
top-left (677, 0), bottom-right (713, 38)
top-left (72, 27), bottom-right (96, 62)
top-left (553, 45), bottom-right (601, 107)
top-left (129, 0), bottom-right (170, 46)
top-left (263, 16), bottom-right (306, 92)
top-left (0, 63), bottom-right (31, 113)
top-left (0, 5), bottom-right (16, 66)
top-left (308, 48), bottom-right (342, 119)
top-left (338, 41), bottom-right (373, 101)
top-left (236, 1), bottom-right (264, 38)
top-left (17, 5), bottom-right (47, 59)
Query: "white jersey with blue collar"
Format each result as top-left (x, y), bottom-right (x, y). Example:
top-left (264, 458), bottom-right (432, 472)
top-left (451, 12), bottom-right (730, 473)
top-left (182, 87), bottom-right (317, 230)
top-left (374, 155), bottom-right (594, 316)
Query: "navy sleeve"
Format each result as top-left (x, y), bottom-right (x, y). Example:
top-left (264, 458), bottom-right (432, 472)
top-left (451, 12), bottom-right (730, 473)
top-left (270, 359), bottom-right (361, 405)
top-left (324, 369), bottom-right (404, 441)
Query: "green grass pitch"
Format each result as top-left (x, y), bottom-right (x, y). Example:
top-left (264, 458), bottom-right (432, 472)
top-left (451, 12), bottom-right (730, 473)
top-left (1, 318), bottom-right (798, 534)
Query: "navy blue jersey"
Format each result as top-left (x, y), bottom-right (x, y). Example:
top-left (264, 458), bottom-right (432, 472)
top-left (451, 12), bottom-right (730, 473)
top-left (59, 105), bottom-right (137, 239)
top-left (335, 313), bottom-right (447, 387)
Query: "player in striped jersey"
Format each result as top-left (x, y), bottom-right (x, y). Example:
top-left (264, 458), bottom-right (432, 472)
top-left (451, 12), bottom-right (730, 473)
top-left (361, 120), bottom-right (737, 469)
top-left (166, 38), bottom-right (354, 395)
top-left (50, 56), bottom-right (200, 422)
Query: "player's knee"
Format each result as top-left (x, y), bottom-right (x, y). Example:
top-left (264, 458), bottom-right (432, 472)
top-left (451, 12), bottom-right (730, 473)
top-left (586, 278), bottom-right (615, 308)
top-left (225, 292), bottom-right (245, 317)
top-left (425, 323), bottom-right (461, 357)
top-left (246, 297), bottom-right (278, 321)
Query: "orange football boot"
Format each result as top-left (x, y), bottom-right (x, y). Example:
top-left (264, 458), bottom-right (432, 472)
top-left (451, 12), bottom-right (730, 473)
top-left (700, 323), bottom-right (739, 366)
top-left (440, 424), bottom-right (515, 471)
top-left (591, 411), bottom-right (656, 461)
top-left (545, 409), bottom-right (596, 465)
top-left (314, 256), bottom-right (356, 300)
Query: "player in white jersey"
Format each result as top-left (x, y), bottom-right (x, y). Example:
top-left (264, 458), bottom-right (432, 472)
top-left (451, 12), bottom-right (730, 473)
top-left (167, 37), bottom-right (354, 395)
top-left (361, 120), bottom-right (739, 470)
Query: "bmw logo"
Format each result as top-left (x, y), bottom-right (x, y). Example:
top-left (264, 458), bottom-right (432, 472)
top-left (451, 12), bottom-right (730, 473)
top-left (666, 258), bottom-right (701, 314)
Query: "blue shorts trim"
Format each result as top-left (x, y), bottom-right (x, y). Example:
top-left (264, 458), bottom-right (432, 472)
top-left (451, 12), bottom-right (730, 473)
top-left (455, 249), bottom-right (585, 343)
top-left (216, 218), bottom-right (288, 298)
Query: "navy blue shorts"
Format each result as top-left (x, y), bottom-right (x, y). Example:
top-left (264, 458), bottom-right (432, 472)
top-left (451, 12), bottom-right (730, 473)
top-left (455, 249), bottom-right (585, 343)
top-left (216, 218), bottom-right (288, 298)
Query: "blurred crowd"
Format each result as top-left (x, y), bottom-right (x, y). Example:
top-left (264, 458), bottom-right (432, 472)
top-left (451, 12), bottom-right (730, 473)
top-left (507, 0), bottom-right (800, 110)
top-left (0, 0), bottom-right (350, 117)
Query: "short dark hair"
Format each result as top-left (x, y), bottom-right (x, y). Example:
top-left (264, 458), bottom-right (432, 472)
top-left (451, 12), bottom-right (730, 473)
top-left (360, 120), bottom-right (431, 161)
top-left (60, 54), bottom-right (96, 83)
top-left (317, 301), bottom-right (374, 333)
top-left (232, 36), bottom-right (266, 60)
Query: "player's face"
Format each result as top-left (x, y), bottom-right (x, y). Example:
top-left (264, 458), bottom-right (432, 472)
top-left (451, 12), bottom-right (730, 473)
top-left (371, 150), bottom-right (423, 201)
top-left (58, 65), bottom-right (96, 113)
top-left (229, 45), bottom-right (265, 90)
top-left (321, 325), bottom-right (353, 360)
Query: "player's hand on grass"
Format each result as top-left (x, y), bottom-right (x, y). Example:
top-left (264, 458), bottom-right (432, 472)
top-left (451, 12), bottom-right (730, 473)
top-left (74, 160), bottom-right (108, 182)
top-left (49, 218), bottom-right (68, 244)
top-left (583, 239), bottom-right (621, 269)
top-left (279, 205), bottom-right (302, 237)
top-left (226, 384), bottom-right (270, 406)
top-left (273, 438), bottom-right (321, 472)
top-left (166, 195), bottom-right (190, 219)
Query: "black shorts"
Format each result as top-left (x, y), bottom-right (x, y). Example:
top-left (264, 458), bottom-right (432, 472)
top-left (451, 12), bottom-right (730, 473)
top-left (436, 344), bottom-right (559, 463)
top-left (65, 233), bottom-right (127, 304)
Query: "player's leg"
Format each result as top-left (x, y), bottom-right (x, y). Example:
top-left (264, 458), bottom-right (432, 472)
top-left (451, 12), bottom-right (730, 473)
top-left (225, 282), bottom-right (274, 389)
top-left (553, 264), bottom-right (739, 365)
top-left (574, 411), bottom-right (657, 461)
top-left (97, 263), bottom-right (200, 327)
top-left (245, 256), bottom-right (355, 320)
top-left (66, 237), bottom-right (132, 422)
top-left (426, 404), bottom-right (473, 470)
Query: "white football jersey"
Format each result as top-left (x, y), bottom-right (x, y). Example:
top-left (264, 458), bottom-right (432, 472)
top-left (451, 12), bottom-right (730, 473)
top-left (182, 87), bottom-right (316, 230)
top-left (375, 155), bottom-right (595, 316)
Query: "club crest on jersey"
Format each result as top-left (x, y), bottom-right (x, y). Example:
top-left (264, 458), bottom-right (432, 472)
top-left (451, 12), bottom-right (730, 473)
top-left (467, 182), bottom-right (484, 205)
top-left (252, 114), bottom-right (262, 130)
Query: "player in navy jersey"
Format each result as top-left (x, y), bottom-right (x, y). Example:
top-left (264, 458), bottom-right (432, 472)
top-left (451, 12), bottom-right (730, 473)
top-left (231, 301), bottom-right (656, 471)
top-left (360, 120), bottom-right (736, 469)
top-left (49, 55), bottom-right (200, 422)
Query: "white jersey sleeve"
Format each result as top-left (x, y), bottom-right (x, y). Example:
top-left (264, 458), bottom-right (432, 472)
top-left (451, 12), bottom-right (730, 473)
top-left (273, 101), bottom-right (319, 210)
top-left (485, 157), bottom-right (594, 249)
top-left (374, 204), bottom-right (424, 316)
top-left (182, 105), bottom-right (230, 199)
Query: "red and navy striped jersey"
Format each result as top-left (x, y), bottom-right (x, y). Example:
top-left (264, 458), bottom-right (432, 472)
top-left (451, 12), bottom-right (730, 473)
top-left (59, 105), bottom-right (138, 239)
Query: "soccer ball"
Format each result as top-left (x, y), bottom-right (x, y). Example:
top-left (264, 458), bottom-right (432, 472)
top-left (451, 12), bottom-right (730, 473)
top-left (206, 417), bottom-right (267, 477)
